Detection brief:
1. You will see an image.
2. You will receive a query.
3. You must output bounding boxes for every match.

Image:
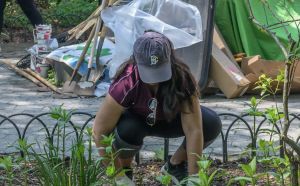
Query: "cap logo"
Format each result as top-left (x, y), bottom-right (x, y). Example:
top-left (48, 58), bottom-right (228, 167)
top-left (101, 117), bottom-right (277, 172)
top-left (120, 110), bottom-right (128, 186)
top-left (150, 55), bottom-right (158, 65)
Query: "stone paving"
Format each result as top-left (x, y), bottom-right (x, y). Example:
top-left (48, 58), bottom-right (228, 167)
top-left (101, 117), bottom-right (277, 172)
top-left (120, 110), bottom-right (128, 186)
top-left (1, 43), bottom-right (300, 162)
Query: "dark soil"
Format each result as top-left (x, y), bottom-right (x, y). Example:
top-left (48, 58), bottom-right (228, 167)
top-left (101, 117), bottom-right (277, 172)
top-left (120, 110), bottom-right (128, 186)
top-left (0, 155), bottom-right (297, 186)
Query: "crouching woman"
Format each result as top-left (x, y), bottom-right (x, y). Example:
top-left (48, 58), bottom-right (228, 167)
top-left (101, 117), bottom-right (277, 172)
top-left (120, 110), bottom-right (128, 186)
top-left (92, 31), bottom-right (222, 185)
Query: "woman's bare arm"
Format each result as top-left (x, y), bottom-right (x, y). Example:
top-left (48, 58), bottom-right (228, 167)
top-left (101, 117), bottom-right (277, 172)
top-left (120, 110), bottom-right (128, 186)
top-left (181, 95), bottom-right (203, 174)
top-left (92, 93), bottom-right (124, 168)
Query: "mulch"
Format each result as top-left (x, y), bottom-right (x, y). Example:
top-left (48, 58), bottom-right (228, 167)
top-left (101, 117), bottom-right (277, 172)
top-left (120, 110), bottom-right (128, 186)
top-left (0, 155), bottom-right (294, 186)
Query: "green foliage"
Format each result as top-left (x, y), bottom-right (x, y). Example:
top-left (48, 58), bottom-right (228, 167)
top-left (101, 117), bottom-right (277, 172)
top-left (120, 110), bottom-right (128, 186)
top-left (155, 171), bottom-right (172, 185)
top-left (0, 156), bottom-right (20, 186)
top-left (153, 148), bottom-right (164, 161)
top-left (227, 157), bottom-right (266, 186)
top-left (254, 68), bottom-right (285, 96)
top-left (31, 134), bottom-right (111, 185)
top-left (46, 70), bottom-right (64, 86)
top-left (138, 173), bottom-right (143, 185)
top-left (244, 96), bottom-right (267, 117)
top-left (265, 107), bottom-right (284, 124)
top-left (15, 137), bottom-right (36, 186)
top-left (48, 104), bottom-right (76, 127)
top-left (3, 0), bottom-right (98, 28)
top-left (181, 154), bottom-right (227, 186)
top-left (269, 155), bottom-right (291, 185)
top-left (48, 104), bottom-right (76, 170)
top-left (50, 0), bottom-right (98, 27)
top-left (25, 124), bottom-right (125, 186)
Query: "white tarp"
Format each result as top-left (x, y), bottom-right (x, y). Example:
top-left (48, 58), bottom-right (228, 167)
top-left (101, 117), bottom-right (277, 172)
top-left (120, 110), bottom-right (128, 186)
top-left (101, 0), bottom-right (203, 78)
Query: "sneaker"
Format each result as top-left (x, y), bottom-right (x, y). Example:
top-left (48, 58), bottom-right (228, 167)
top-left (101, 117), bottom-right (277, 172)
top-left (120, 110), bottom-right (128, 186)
top-left (123, 167), bottom-right (133, 180)
top-left (161, 155), bottom-right (188, 185)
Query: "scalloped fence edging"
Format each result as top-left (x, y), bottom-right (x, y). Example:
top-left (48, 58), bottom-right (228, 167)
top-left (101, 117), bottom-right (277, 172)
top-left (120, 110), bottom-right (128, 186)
top-left (0, 112), bottom-right (297, 164)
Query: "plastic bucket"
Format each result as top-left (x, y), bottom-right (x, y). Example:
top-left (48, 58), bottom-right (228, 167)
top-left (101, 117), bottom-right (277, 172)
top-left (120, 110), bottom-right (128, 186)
top-left (36, 63), bottom-right (51, 78)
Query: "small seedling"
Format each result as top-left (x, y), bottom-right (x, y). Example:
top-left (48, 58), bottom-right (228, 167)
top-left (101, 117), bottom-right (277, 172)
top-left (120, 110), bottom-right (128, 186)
top-left (15, 137), bottom-right (35, 186)
top-left (155, 171), bottom-right (171, 185)
top-left (181, 153), bottom-right (227, 186)
top-left (0, 156), bottom-right (20, 186)
top-left (227, 156), bottom-right (266, 186)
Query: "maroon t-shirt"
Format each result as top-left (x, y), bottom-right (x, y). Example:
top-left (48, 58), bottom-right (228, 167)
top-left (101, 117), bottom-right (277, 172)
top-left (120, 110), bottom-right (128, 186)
top-left (108, 64), bottom-right (193, 121)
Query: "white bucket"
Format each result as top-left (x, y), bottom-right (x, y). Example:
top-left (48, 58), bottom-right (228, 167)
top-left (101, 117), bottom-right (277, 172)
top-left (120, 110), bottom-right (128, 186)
top-left (36, 63), bottom-right (51, 78)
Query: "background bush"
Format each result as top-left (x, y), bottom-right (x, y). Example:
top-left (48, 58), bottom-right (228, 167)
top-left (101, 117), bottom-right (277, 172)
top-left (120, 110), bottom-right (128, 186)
top-left (3, 0), bottom-right (98, 28)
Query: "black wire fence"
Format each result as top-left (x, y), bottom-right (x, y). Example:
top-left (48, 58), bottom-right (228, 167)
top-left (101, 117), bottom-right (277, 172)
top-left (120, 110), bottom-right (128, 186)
top-left (3, 14), bottom-right (90, 42)
top-left (1, 111), bottom-right (296, 164)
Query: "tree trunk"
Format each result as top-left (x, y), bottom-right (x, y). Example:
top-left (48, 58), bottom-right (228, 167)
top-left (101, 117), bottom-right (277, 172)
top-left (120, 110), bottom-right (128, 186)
top-left (289, 157), bottom-right (299, 186)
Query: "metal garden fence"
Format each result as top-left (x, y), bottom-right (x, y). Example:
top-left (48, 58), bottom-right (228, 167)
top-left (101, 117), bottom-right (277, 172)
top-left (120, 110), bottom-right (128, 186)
top-left (1, 111), bottom-right (296, 164)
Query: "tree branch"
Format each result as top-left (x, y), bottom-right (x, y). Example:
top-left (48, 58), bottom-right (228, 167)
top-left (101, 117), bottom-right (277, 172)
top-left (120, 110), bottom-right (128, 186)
top-left (280, 4), bottom-right (300, 38)
top-left (296, 136), bottom-right (300, 143)
top-left (267, 19), bottom-right (300, 29)
top-left (260, 0), bottom-right (290, 38)
top-left (246, 0), bottom-right (288, 58)
top-left (251, 18), bottom-right (288, 57)
top-left (281, 135), bottom-right (300, 157)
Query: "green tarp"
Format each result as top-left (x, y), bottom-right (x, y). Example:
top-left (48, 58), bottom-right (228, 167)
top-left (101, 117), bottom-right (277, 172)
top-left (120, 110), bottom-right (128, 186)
top-left (215, 0), bottom-right (300, 61)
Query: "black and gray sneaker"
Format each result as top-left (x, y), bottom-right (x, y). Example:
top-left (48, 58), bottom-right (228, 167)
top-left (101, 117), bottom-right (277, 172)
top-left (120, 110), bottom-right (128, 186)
top-left (161, 155), bottom-right (188, 185)
top-left (123, 167), bottom-right (133, 180)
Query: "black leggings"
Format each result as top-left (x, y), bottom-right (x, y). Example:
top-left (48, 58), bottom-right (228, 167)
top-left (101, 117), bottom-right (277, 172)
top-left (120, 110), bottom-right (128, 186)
top-left (0, 0), bottom-right (43, 34)
top-left (113, 106), bottom-right (222, 158)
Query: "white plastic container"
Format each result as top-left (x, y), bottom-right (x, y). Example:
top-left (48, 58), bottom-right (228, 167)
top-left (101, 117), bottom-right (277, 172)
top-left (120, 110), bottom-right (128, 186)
top-left (36, 24), bottom-right (51, 31)
top-left (35, 63), bottom-right (51, 78)
top-left (37, 39), bottom-right (47, 45)
top-left (36, 45), bottom-right (48, 52)
top-left (36, 30), bottom-right (51, 34)
top-left (36, 33), bottom-right (51, 40)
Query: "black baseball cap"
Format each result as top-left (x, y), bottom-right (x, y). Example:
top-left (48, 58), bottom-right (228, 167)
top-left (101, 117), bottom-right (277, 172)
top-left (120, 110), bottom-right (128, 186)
top-left (133, 31), bottom-right (172, 83)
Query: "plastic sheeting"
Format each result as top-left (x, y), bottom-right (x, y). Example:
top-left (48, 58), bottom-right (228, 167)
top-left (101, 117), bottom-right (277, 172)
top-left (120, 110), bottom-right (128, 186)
top-left (101, 0), bottom-right (203, 78)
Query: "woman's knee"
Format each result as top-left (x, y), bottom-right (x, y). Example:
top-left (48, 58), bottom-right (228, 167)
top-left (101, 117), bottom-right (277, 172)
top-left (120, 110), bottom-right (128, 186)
top-left (201, 106), bottom-right (222, 141)
top-left (114, 110), bottom-right (148, 146)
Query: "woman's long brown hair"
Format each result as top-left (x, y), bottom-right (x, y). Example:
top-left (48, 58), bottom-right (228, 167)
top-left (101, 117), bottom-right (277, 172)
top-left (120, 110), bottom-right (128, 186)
top-left (113, 32), bottom-right (200, 122)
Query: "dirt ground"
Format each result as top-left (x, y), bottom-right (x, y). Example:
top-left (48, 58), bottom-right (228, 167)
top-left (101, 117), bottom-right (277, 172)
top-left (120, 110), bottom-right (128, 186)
top-left (0, 155), bottom-right (296, 186)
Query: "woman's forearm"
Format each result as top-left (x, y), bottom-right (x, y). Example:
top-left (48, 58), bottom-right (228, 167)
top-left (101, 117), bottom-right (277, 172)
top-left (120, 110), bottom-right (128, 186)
top-left (186, 129), bottom-right (203, 174)
top-left (93, 132), bottom-right (122, 170)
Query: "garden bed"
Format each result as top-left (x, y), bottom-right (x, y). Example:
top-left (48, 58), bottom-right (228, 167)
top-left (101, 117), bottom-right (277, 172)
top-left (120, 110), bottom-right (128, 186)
top-left (0, 154), bottom-right (292, 186)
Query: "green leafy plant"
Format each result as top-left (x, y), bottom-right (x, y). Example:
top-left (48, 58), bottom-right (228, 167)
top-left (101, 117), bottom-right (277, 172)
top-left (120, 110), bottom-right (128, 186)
top-left (255, 139), bottom-right (281, 186)
top-left (153, 148), bottom-right (164, 161)
top-left (254, 68), bottom-right (285, 96)
top-left (3, 0), bottom-right (97, 28)
top-left (181, 153), bottom-right (226, 186)
top-left (49, 104), bottom-right (76, 163)
top-left (0, 156), bottom-right (20, 186)
top-left (268, 155), bottom-right (291, 186)
top-left (138, 173), bottom-right (143, 185)
top-left (227, 156), bottom-right (266, 186)
top-left (46, 70), bottom-right (64, 86)
top-left (243, 95), bottom-right (268, 152)
top-left (253, 70), bottom-right (285, 156)
top-left (264, 106), bottom-right (284, 150)
top-left (97, 134), bottom-right (132, 186)
top-left (155, 171), bottom-right (172, 185)
top-left (15, 137), bottom-right (36, 186)
top-left (31, 131), bottom-right (122, 185)
top-left (50, 0), bottom-right (97, 27)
